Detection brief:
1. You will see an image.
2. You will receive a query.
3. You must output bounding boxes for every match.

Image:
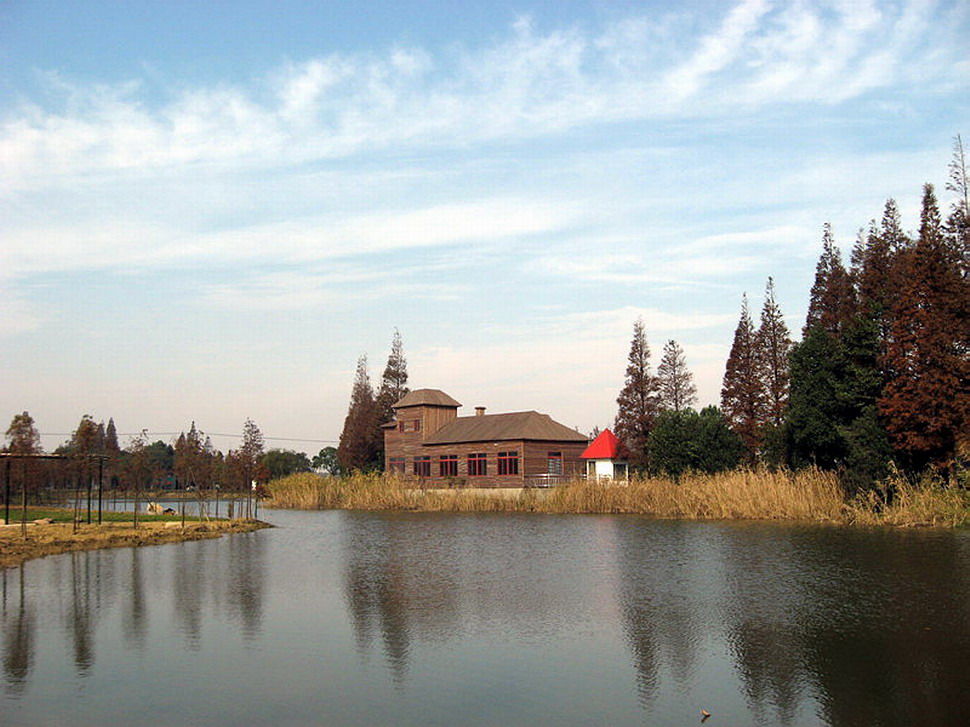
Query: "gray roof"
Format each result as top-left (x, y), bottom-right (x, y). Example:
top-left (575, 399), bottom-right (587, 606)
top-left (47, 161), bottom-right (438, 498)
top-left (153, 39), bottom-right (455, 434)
top-left (393, 388), bottom-right (462, 409)
top-left (423, 411), bottom-right (588, 445)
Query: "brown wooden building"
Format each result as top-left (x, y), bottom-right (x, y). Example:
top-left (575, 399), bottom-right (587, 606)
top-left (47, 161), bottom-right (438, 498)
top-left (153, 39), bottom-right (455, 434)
top-left (383, 388), bottom-right (588, 487)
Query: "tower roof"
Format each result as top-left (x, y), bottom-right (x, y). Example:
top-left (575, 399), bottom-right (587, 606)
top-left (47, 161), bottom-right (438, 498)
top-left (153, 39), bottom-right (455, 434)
top-left (393, 388), bottom-right (462, 409)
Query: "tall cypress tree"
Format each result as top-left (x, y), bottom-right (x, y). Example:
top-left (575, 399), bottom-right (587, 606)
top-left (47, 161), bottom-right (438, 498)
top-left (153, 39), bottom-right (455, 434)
top-left (852, 199), bottom-right (911, 350)
top-left (804, 223), bottom-right (856, 338)
top-left (376, 329), bottom-right (410, 424)
top-left (755, 277), bottom-right (792, 428)
top-left (337, 355), bottom-right (382, 473)
top-left (721, 295), bottom-right (765, 461)
top-left (614, 318), bottom-right (660, 469)
top-left (657, 339), bottom-right (696, 412)
top-left (879, 184), bottom-right (969, 476)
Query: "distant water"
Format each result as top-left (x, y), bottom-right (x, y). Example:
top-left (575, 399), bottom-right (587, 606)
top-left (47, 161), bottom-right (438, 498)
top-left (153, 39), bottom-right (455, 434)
top-left (2, 510), bottom-right (969, 726)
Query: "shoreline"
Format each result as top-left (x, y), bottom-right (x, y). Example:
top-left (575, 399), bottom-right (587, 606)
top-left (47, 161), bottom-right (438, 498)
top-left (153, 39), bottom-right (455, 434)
top-left (0, 518), bottom-right (271, 570)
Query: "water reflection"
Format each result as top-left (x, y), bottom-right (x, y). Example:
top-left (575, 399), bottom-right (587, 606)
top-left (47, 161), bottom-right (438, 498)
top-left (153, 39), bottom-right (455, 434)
top-left (719, 525), bottom-right (970, 727)
top-left (1, 566), bottom-right (33, 696)
top-left (1, 530), bottom-right (267, 697)
top-left (2, 512), bottom-right (969, 727)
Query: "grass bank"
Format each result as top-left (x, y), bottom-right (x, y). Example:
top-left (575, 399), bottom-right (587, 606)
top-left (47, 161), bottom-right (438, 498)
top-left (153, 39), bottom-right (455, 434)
top-left (265, 470), bottom-right (970, 528)
top-left (1, 509), bottom-right (270, 569)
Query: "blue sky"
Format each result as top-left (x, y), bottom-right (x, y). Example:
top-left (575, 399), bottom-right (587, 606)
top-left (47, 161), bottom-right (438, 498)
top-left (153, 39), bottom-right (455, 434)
top-left (2, 0), bottom-right (968, 453)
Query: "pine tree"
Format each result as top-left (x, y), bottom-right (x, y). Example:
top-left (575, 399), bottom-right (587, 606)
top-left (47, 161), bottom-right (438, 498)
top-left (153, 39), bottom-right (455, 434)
top-left (721, 295), bottom-right (765, 461)
top-left (755, 277), bottom-right (792, 428)
top-left (657, 340), bottom-right (696, 412)
top-left (879, 184), bottom-right (969, 476)
top-left (804, 223), bottom-right (856, 338)
top-left (376, 328), bottom-right (410, 424)
top-left (337, 355), bottom-right (382, 473)
top-left (614, 318), bottom-right (660, 469)
top-left (104, 418), bottom-right (120, 454)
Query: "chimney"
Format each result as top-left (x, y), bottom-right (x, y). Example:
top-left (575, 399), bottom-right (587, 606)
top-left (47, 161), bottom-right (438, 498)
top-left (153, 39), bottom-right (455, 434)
top-left (475, 406), bottom-right (486, 417)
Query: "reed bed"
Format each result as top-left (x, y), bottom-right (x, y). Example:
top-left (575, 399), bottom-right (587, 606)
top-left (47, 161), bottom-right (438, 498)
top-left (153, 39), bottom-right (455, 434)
top-left (266, 469), bottom-right (969, 527)
top-left (845, 476), bottom-right (970, 528)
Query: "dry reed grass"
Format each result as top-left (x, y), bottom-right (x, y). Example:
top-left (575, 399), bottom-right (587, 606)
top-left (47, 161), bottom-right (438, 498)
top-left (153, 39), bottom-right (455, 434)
top-left (266, 469), bottom-right (969, 527)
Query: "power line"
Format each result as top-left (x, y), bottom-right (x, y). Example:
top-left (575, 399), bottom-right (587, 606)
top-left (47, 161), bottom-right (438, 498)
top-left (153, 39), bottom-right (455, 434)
top-left (40, 432), bottom-right (337, 445)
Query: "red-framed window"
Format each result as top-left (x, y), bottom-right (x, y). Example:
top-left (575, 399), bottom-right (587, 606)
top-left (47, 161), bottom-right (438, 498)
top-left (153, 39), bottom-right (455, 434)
top-left (413, 456), bottom-right (431, 477)
top-left (388, 457), bottom-right (405, 474)
top-left (497, 451), bottom-right (519, 475)
top-left (547, 452), bottom-right (563, 475)
top-left (468, 453), bottom-right (487, 476)
top-left (438, 454), bottom-right (458, 477)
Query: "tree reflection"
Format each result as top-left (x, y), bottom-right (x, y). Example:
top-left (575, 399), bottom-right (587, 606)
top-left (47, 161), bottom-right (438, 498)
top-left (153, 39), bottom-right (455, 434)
top-left (612, 520), bottom-right (703, 709)
top-left (791, 529), bottom-right (970, 727)
top-left (66, 552), bottom-right (97, 675)
top-left (2, 565), bottom-right (34, 696)
top-left (122, 548), bottom-right (148, 649)
top-left (225, 532), bottom-right (267, 640)
top-left (719, 525), bottom-right (970, 727)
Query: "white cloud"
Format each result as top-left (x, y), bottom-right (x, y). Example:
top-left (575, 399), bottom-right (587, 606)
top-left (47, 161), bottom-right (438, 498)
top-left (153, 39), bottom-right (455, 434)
top-left (2, 1), bottom-right (965, 192)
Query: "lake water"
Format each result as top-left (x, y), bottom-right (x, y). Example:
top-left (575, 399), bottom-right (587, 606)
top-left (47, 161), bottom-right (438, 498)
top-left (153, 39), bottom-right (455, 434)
top-left (2, 510), bottom-right (969, 726)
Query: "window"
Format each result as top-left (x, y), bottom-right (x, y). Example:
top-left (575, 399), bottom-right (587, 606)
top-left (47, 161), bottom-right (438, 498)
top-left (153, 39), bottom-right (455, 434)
top-left (413, 456), bottom-right (431, 477)
top-left (468, 453), bottom-right (487, 476)
top-left (497, 451), bottom-right (519, 475)
top-left (547, 452), bottom-right (563, 475)
top-left (389, 457), bottom-right (406, 474)
top-left (438, 454), bottom-right (458, 477)
top-left (402, 420), bottom-right (422, 433)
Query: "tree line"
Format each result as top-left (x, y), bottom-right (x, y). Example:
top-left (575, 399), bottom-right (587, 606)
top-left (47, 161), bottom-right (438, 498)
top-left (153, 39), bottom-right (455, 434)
top-left (615, 137), bottom-right (969, 490)
top-left (2, 411), bottom-right (318, 517)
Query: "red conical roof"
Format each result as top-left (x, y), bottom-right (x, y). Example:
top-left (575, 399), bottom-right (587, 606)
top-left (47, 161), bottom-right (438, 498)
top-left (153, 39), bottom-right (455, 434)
top-left (581, 429), bottom-right (630, 459)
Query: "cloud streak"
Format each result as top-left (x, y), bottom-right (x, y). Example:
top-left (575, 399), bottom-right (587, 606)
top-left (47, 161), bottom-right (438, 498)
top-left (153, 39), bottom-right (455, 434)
top-left (2, 1), bottom-right (965, 191)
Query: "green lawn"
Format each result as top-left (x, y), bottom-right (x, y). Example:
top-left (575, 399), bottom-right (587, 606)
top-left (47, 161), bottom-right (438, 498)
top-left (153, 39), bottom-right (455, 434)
top-left (3, 507), bottom-right (204, 524)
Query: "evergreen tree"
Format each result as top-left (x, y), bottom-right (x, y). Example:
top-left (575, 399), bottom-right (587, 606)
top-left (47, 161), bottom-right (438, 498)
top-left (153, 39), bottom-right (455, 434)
top-left (104, 418), bottom-right (120, 453)
top-left (376, 329), bottom-right (410, 423)
top-left (879, 184), bottom-right (969, 476)
top-left (614, 318), bottom-right (660, 469)
top-left (647, 409), bottom-right (694, 478)
top-left (648, 406), bottom-right (743, 477)
top-left (804, 223), bottom-right (856, 338)
top-left (785, 328), bottom-right (849, 470)
top-left (657, 339), bottom-right (697, 412)
top-left (337, 355), bottom-right (382, 472)
top-left (755, 277), bottom-right (792, 428)
top-left (721, 295), bottom-right (765, 461)
top-left (693, 406), bottom-right (745, 474)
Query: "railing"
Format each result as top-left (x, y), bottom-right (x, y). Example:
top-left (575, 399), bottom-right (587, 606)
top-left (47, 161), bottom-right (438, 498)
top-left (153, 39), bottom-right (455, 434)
top-left (523, 474), bottom-right (582, 488)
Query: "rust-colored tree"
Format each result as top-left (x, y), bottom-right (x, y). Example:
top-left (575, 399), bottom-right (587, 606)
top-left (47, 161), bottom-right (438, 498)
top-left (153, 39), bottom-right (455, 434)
top-left (851, 200), bottom-right (911, 349)
top-left (804, 223), bottom-right (856, 338)
top-left (879, 184), bottom-right (970, 476)
top-left (337, 355), bottom-right (382, 473)
top-left (657, 339), bottom-right (696, 412)
top-left (614, 318), bottom-right (660, 469)
top-left (721, 295), bottom-right (765, 462)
